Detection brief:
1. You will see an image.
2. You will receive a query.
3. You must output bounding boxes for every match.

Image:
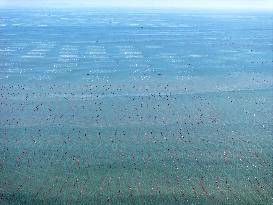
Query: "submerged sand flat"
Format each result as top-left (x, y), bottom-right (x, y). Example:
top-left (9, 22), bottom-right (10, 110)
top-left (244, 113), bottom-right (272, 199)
top-left (0, 9), bottom-right (272, 205)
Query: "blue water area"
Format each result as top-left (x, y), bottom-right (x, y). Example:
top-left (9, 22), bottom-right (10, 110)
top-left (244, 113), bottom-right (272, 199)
top-left (0, 9), bottom-right (272, 205)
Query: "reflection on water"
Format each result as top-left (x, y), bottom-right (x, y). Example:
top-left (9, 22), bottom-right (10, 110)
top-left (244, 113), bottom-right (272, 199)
top-left (0, 9), bottom-right (272, 205)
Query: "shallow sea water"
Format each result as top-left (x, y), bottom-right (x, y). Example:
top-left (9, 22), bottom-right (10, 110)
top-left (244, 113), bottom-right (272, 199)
top-left (0, 9), bottom-right (273, 204)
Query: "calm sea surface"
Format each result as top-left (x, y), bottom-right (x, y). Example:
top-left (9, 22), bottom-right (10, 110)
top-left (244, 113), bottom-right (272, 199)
top-left (0, 9), bottom-right (272, 204)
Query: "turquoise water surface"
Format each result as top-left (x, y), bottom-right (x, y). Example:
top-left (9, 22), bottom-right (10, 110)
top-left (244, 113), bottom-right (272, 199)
top-left (0, 9), bottom-right (272, 204)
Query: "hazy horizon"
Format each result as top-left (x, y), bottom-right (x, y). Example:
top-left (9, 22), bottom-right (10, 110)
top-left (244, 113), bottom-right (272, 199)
top-left (1, 0), bottom-right (273, 10)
